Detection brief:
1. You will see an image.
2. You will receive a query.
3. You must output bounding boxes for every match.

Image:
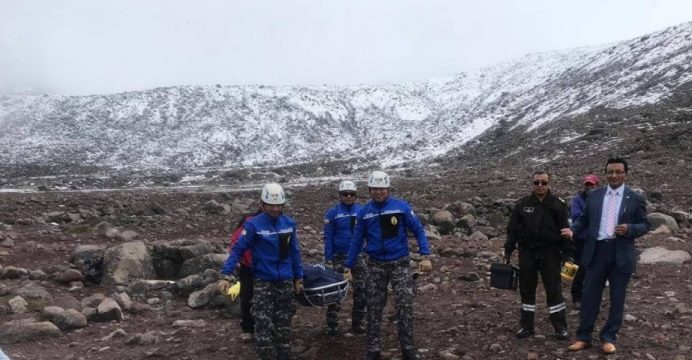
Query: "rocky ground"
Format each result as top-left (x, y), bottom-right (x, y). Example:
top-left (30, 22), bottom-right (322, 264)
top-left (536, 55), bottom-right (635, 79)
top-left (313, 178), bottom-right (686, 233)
top-left (1, 158), bottom-right (691, 360)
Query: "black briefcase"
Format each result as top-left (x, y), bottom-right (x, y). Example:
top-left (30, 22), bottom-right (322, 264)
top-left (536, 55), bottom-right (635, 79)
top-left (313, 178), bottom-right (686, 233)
top-left (490, 263), bottom-right (519, 290)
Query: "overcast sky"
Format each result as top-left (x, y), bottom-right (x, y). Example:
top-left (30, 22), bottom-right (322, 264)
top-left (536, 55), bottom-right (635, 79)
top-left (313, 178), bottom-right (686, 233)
top-left (1, 0), bottom-right (690, 95)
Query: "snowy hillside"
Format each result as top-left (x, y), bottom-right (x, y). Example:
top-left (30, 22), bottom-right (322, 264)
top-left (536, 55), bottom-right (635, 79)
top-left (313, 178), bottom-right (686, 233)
top-left (1, 22), bottom-right (690, 172)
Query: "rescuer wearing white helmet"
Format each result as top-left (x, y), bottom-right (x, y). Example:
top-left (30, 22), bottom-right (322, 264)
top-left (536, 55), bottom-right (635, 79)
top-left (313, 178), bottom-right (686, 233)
top-left (344, 171), bottom-right (432, 360)
top-left (219, 182), bottom-right (304, 360)
top-left (323, 180), bottom-right (367, 335)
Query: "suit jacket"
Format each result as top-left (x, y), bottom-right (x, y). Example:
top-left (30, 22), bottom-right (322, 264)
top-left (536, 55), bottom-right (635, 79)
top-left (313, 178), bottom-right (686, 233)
top-left (571, 186), bottom-right (650, 273)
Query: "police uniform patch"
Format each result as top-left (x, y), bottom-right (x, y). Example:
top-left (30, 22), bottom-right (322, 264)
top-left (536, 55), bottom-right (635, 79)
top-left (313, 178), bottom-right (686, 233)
top-left (391, 216), bottom-right (398, 226)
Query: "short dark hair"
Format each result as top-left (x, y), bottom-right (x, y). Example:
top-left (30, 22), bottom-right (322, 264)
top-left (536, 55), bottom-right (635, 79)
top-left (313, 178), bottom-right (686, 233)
top-left (533, 170), bottom-right (550, 179)
top-left (605, 158), bottom-right (628, 173)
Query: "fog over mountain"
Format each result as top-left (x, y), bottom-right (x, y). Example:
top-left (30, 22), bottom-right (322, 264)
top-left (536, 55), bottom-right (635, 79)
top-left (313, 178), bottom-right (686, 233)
top-left (1, 22), bottom-right (690, 177)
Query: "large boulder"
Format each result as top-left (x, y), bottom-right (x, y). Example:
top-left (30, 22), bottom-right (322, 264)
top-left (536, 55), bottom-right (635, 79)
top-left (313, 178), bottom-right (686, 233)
top-left (102, 241), bottom-right (156, 285)
top-left (639, 247), bottom-right (691, 265)
top-left (70, 245), bottom-right (106, 284)
top-left (647, 213), bottom-right (679, 232)
top-left (0, 321), bottom-right (62, 344)
top-left (52, 309), bottom-right (88, 330)
top-left (432, 210), bottom-right (456, 235)
top-left (179, 253), bottom-right (228, 277)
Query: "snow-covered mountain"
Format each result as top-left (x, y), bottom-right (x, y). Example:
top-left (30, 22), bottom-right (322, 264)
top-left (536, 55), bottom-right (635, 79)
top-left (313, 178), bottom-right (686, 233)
top-left (1, 22), bottom-right (690, 173)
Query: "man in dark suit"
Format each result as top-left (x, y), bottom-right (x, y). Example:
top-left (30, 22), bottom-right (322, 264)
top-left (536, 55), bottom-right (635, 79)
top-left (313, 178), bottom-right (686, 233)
top-left (563, 158), bottom-right (650, 355)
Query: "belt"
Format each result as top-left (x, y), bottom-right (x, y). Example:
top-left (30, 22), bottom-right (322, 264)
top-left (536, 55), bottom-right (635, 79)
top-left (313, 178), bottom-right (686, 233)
top-left (597, 238), bottom-right (615, 244)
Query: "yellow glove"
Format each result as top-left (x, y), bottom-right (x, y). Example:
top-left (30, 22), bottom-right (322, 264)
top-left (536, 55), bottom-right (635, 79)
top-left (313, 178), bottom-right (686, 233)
top-left (294, 279), bottom-right (304, 294)
top-left (217, 274), bottom-right (236, 295)
top-left (419, 256), bottom-right (432, 273)
top-left (343, 268), bottom-right (353, 282)
top-left (226, 282), bottom-right (241, 300)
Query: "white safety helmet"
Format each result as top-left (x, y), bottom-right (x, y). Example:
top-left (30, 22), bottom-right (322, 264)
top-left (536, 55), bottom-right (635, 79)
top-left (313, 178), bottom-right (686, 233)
top-left (368, 171), bottom-right (390, 188)
top-left (261, 183), bottom-right (286, 205)
top-left (338, 180), bottom-right (357, 193)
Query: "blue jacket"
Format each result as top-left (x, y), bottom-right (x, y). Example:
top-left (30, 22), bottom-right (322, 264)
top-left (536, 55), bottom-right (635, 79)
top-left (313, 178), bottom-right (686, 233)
top-left (570, 191), bottom-right (589, 241)
top-left (572, 186), bottom-right (650, 273)
top-left (324, 202), bottom-right (362, 261)
top-left (221, 212), bottom-right (304, 281)
top-left (346, 196), bottom-right (430, 268)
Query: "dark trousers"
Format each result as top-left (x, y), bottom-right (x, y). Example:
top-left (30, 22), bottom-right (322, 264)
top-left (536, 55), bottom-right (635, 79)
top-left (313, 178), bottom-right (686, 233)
top-left (326, 254), bottom-right (368, 330)
top-left (238, 264), bottom-right (255, 333)
top-left (366, 257), bottom-right (415, 354)
top-left (518, 248), bottom-right (567, 332)
top-left (570, 239), bottom-right (586, 302)
top-left (252, 279), bottom-right (294, 360)
top-left (576, 240), bottom-right (632, 344)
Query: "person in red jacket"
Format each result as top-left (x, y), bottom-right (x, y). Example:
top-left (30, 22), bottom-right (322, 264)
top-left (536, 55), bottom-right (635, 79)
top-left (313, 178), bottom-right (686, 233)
top-left (229, 207), bottom-right (263, 342)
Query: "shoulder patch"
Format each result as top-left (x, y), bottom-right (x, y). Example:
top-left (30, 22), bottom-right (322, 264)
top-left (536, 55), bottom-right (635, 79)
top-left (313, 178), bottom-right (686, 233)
top-left (241, 229), bottom-right (247, 236)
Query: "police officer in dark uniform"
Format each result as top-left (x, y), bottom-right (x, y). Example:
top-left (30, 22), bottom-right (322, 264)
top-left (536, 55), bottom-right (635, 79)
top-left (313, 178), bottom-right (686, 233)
top-left (504, 171), bottom-right (573, 340)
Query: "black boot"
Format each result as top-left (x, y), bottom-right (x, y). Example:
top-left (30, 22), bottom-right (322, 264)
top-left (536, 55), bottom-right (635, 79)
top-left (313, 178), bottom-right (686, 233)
top-left (402, 349), bottom-right (419, 360)
top-left (365, 351), bottom-right (380, 360)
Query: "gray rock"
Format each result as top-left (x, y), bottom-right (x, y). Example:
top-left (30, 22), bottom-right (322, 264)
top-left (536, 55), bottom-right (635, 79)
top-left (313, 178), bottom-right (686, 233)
top-left (648, 213), bottom-right (680, 232)
top-left (172, 319), bottom-right (207, 327)
top-left (54, 269), bottom-right (84, 284)
top-left (95, 298), bottom-right (124, 322)
top-left (126, 331), bottom-right (160, 345)
top-left (49, 295), bottom-right (82, 312)
top-left (116, 230), bottom-right (139, 242)
top-left (9, 296), bottom-right (29, 314)
top-left (433, 210), bottom-right (456, 235)
top-left (53, 309), bottom-right (88, 330)
top-left (188, 288), bottom-right (211, 309)
top-left (70, 244), bottom-right (105, 283)
top-left (179, 243), bottom-right (217, 260)
top-left (101, 328), bottom-right (128, 342)
top-left (111, 292), bottom-right (133, 311)
top-left (81, 293), bottom-right (107, 308)
top-left (178, 253), bottom-right (228, 277)
top-left (0, 321), bottom-right (62, 344)
top-left (202, 200), bottom-right (231, 215)
top-left (467, 231), bottom-right (489, 242)
top-left (102, 241), bottom-right (156, 285)
top-left (1, 266), bottom-right (29, 279)
top-left (13, 282), bottom-right (53, 302)
top-left (175, 274), bottom-right (205, 296)
top-left (96, 221), bottom-right (118, 238)
top-left (639, 247), bottom-right (691, 264)
top-left (41, 306), bottom-right (65, 321)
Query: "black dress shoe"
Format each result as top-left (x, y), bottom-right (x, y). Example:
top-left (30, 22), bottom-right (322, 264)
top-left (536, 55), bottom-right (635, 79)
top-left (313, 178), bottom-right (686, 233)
top-left (555, 329), bottom-right (569, 340)
top-left (352, 324), bottom-right (366, 334)
top-left (516, 328), bottom-right (535, 339)
top-left (365, 351), bottom-right (381, 360)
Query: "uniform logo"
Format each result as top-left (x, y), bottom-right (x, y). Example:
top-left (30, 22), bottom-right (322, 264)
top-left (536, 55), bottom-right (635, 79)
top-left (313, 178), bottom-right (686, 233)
top-left (523, 207), bottom-right (534, 213)
top-left (391, 216), bottom-right (398, 226)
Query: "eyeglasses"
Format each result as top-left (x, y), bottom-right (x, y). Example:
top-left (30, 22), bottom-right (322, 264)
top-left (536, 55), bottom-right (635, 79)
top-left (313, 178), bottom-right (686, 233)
top-left (340, 192), bottom-right (356, 197)
top-left (532, 181), bottom-right (549, 186)
top-left (605, 170), bottom-right (626, 175)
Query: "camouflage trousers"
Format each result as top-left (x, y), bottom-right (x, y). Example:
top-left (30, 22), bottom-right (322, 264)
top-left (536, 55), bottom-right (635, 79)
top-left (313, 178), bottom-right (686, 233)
top-left (366, 257), bottom-right (415, 354)
top-left (326, 253), bottom-right (367, 331)
top-left (252, 279), bottom-right (295, 360)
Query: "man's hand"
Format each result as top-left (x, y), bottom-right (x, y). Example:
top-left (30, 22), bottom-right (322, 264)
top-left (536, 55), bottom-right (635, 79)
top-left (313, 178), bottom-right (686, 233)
top-left (615, 224), bottom-right (628, 236)
top-left (560, 228), bottom-right (573, 239)
top-left (343, 268), bottom-right (352, 282)
top-left (217, 274), bottom-right (236, 295)
top-left (294, 279), bottom-right (304, 295)
top-left (418, 256), bottom-right (433, 273)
